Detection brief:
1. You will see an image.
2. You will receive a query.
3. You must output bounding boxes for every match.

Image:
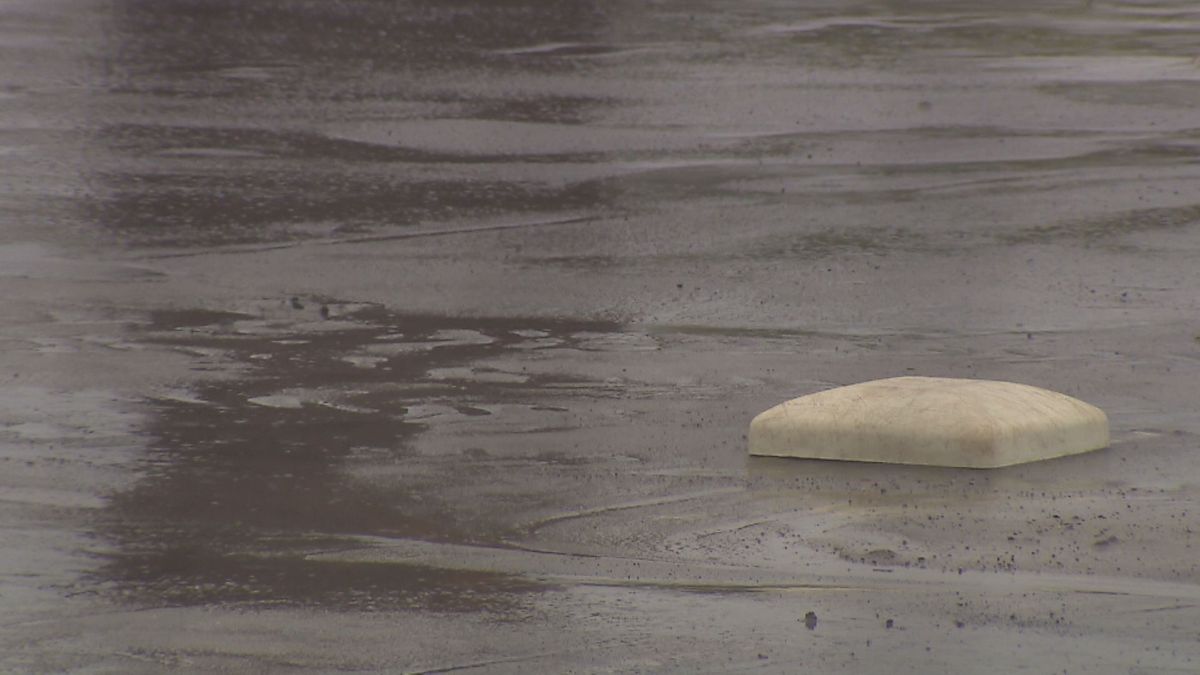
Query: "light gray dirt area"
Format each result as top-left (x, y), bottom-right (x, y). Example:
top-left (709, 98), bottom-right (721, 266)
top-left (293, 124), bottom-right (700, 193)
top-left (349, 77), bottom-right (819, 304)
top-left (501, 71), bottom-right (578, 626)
top-left (2, 1), bottom-right (1199, 673)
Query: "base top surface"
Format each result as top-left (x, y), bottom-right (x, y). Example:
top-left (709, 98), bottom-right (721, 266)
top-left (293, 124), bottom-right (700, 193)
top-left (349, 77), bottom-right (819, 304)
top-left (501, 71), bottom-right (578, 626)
top-left (749, 376), bottom-right (1109, 468)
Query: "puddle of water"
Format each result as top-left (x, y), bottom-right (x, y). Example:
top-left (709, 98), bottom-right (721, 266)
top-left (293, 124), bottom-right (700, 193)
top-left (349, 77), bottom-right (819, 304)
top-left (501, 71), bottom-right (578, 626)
top-left (94, 303), bottom-right (622, 610)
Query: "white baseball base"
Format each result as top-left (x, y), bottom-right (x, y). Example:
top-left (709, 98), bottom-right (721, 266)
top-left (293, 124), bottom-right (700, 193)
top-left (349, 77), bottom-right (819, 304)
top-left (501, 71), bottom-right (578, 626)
top-left (749, 376), bottom-right (1109, 468)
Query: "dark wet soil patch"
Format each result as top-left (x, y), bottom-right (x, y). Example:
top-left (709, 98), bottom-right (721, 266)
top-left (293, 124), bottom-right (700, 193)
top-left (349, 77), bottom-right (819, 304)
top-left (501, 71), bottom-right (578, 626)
top-left (90, 168), bottom-right (609, 248)
top-left (1001, 203), bottom-right (1200, 246)
top-left (98, 548), bottom-right (545, 613)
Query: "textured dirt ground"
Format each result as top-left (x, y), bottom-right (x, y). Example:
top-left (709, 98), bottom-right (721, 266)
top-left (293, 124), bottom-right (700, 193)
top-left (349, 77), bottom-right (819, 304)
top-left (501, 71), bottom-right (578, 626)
top-left (2, 0), bottom-right (1200, 672)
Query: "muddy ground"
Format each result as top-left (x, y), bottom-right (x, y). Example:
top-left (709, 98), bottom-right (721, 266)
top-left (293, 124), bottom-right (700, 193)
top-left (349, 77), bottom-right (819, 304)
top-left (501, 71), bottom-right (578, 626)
top-left (2, 0), bottom-right (1199, 672)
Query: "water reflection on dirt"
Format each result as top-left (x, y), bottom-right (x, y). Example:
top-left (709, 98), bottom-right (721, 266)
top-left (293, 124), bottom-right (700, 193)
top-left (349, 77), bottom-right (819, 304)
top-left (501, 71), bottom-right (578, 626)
top-left (99, 303), bottom-right (618, 610)
top-left (85, 0), bottom-right (622, 248)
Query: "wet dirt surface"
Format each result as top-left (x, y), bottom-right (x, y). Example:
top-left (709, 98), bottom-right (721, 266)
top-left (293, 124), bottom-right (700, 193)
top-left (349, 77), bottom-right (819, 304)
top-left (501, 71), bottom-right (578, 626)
top-left (3, 0), bottom-right (1200, 672)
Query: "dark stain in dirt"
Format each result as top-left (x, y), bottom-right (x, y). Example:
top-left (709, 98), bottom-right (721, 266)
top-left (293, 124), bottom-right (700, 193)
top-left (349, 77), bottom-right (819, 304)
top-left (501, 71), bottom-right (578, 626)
top-left (92, 302), bottom-right (617, 612)
top-left (103, 0), bottom-right (616, 81)
top-left (89, 168), bottom-right (610, 248)
top-left (1001, 203), bottom-right (1200, 247)
top-left (83, 0), bottom-right (624, 249)
top-left (144, 308), bottom-right (252, 331)
top-left (102, 548), bottom-right (545, 613)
